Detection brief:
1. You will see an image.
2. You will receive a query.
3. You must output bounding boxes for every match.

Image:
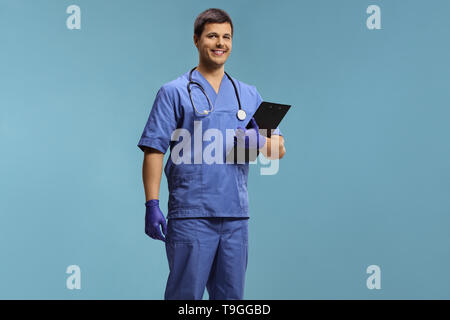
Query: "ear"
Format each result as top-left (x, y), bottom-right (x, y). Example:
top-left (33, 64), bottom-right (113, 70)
top-left (193, 34), bottom-right (198, 49)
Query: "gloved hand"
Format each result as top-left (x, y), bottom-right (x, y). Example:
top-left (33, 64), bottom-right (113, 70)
top-left (145, 199), bottom-right (167, 242)
top-left (234, 117), bottom-right (266, 150)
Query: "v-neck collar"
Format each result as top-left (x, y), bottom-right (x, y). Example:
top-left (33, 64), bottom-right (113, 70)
top-left (193, 69), bottom-right (227, 97)
top-left (190, 69), bottom-right (236, 112)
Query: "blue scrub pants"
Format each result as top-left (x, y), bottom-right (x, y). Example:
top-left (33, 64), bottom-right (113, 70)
top-left (164, 217), bottom-right (249, 300)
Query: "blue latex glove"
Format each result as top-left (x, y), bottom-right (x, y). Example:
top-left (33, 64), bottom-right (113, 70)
top-left (234, 117), bottom-right (266, 149)
top-left (145, 199), bottom-right (167, 242)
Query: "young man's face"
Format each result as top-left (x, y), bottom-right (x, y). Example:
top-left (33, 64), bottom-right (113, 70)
top-left (194, 22), bottom-right (232, 68)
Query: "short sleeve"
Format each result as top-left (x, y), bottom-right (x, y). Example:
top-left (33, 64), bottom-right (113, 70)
top-left (137, 86), bottom-right (178, 153)
top-left (254, 87), bottom-right (283, 137)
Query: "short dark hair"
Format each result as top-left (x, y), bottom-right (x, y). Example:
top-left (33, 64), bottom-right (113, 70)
top-left (194, 8), bottom-right (233, 39)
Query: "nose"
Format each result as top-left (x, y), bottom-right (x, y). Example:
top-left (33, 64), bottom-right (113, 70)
top-left (216, 36), bottom-right (224, 47)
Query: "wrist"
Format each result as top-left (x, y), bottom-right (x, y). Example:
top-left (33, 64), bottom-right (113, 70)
top-left (145, 199), bottom-right (159, 207)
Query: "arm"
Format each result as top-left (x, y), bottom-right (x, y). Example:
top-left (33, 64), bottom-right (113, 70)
top-left (138, 86), bottom-right (177, 242)
top-left (142, 147), bottom-right (167, 242)
top-left (260, 134), bottom-right (286, 160)
top-left (142, 147), bottom-right (164, 201)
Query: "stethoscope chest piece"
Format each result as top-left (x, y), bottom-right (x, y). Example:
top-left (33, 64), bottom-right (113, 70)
top-left (237, 109), bottom-right (247, 121)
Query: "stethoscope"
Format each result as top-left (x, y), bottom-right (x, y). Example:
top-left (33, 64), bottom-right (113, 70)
top-left (187, 67), bottom-right (247, 121)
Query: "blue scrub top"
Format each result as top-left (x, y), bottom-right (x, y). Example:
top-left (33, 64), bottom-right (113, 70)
top-left (138, 69), bottom-right (282, 219)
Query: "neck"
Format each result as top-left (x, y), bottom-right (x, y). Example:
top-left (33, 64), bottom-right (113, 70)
top-left (196, 61), bottom-right (224, 80)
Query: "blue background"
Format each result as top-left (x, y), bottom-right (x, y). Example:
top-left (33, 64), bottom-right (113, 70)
top-left (1, 0), bottom-right (449, 299)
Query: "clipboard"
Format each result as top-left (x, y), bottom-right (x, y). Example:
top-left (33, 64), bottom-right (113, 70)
top-left (226, 101), bottom-right (291, 163)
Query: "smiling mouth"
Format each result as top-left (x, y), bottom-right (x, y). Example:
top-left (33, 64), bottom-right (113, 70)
top-left (211, 49), bottom-right (226, 56)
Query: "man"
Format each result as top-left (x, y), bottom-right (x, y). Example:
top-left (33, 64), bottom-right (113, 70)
top-left (138, 8), bottom-right (286, 300)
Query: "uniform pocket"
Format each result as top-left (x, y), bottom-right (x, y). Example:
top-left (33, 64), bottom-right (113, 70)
top-left (166, 218), bottom-right (199, 244)
top-left (235, 165), bottom-right (249, 210)
top-left (168, 173), bottom-right (203, 211)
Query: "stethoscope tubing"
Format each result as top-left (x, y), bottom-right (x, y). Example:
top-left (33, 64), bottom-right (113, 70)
top-left (187, 67), bottom-right (245, 119)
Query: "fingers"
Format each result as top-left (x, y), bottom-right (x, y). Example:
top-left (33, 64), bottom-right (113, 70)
top-left (145, 226), bottom-right (156, 239)
top-left (145, 223), bottom-right (166, 242)
top-left (154, 223), bottom-right (166, 242)
top-left (145, 228), bottom-right (156, 240)
top-left (155, 231), bottom-right (166, 242)
top-left (155, 219), bottom-right (167, 242)
top-left (247, 117), bottom-right (257, 130)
